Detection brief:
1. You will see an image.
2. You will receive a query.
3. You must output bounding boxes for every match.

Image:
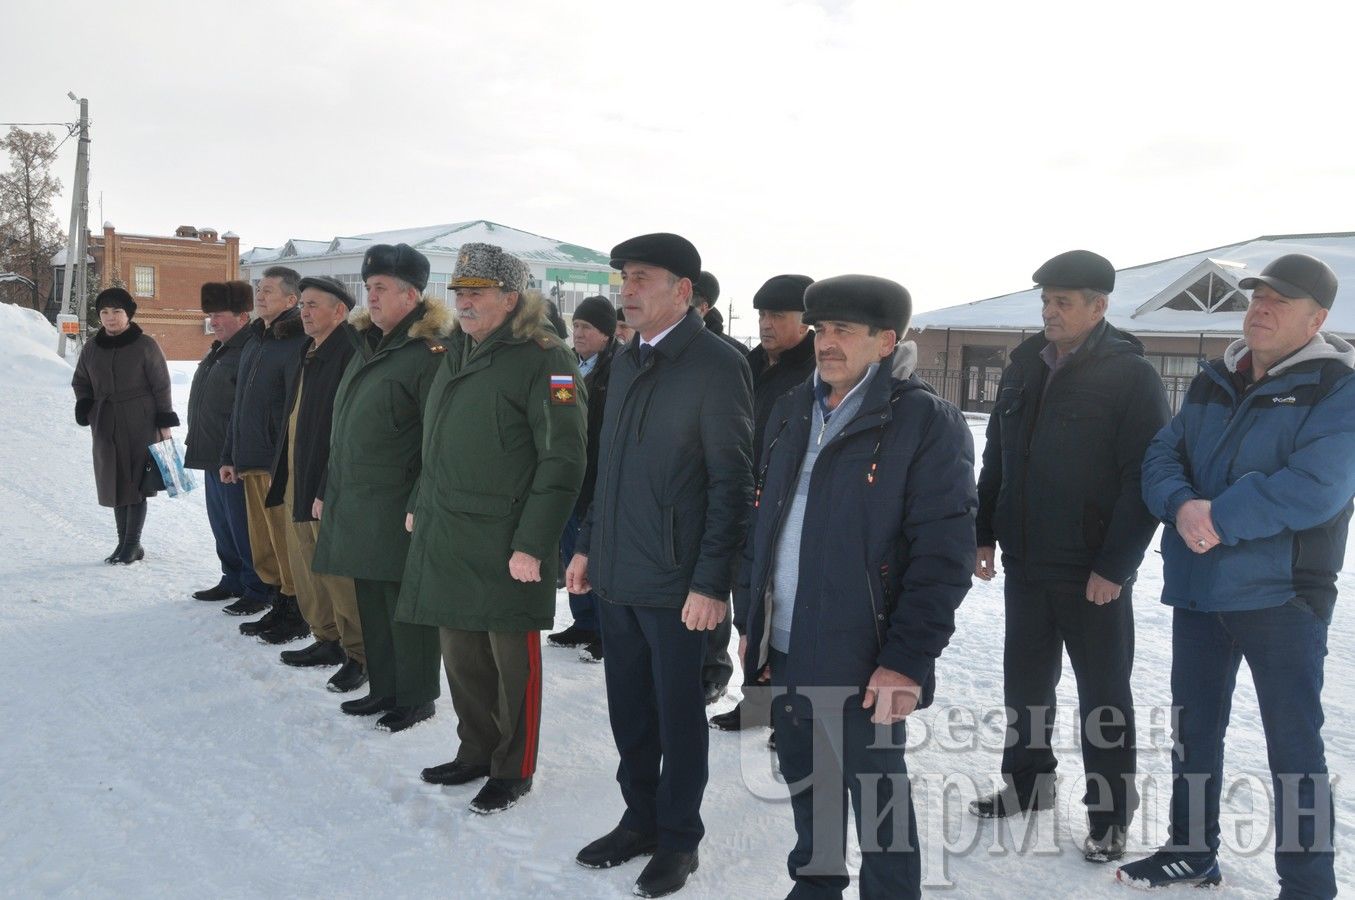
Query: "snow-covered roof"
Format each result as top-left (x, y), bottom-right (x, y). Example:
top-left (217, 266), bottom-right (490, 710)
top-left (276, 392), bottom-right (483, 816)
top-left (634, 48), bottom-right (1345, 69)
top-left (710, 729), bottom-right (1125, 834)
top-left (244, 220), bottom-right (610, 268)
top-left (49, 248), bottom-right (96, 266)
top-left (912, 233), bottom-right (1355, 336)
top-left (0, 272), bottom-right (37, 288)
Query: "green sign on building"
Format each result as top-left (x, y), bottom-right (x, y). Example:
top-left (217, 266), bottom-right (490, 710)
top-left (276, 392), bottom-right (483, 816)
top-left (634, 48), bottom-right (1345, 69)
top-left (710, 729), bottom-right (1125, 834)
top-left (545, 267), bottom-right (616, 286)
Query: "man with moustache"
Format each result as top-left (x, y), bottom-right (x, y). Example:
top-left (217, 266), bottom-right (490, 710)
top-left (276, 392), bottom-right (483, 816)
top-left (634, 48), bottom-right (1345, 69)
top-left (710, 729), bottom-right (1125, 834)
top-left (734, 275), bottom-right (975, 898)
top-left (1120, 254), bottom-right (1353, 899)
top-left (221, 266), bottom-right (308, 638)
top-left (401, 243), bottom-right (586, 814)
top-left (184, 281), bottom-right (270, 609)
top-left (312, 244), bottom-right (451, 733)
top-left (548, 295), bottom-right (618, 662)
top-left (263, 276), bottom-right (366, 691)
top-left (712, 273), bottom-right (817, 735)
top-left (567, 234), bottom-right (753, 897)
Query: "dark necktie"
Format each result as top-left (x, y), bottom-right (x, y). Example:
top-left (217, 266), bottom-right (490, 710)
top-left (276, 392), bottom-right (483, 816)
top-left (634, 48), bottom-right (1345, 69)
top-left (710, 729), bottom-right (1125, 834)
top-left (638, 343), bottom-right (654, 367)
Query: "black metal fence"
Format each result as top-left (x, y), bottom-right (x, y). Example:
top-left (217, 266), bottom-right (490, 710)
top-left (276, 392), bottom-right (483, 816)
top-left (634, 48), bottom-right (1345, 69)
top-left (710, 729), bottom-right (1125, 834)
top-left (915, 368), bottom-right (1197, 416)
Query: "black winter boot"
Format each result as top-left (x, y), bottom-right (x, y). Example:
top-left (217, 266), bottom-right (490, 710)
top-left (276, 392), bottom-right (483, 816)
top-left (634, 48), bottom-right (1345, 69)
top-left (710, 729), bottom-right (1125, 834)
top-left (259, 595), bottom-right (312, 645)
top-left (240, 592), bottom-right (286, 635)
top-left (105, 506), bottom-right (128, 563)
top-left (114, 502), bottom-right (146, 564)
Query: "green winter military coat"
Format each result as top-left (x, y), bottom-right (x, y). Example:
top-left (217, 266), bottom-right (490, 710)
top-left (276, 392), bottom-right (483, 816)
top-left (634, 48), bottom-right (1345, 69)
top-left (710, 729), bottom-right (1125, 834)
top-left (312, 299), bottom-right (453, 583)
top-left (397, 293), bottom-right (587, 632)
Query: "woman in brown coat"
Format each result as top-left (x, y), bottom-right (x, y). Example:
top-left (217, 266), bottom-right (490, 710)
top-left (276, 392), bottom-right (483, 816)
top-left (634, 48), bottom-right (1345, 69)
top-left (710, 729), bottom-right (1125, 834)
top-left (72, 287), bottom-right (179, 564)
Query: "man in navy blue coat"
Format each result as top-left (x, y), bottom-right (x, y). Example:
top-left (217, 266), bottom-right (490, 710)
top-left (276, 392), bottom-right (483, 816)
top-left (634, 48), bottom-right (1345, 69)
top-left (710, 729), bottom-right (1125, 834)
top-left (1119, 253), bottom-right (1354, 899)
top-left (734, 274), bottom-right (976, 899)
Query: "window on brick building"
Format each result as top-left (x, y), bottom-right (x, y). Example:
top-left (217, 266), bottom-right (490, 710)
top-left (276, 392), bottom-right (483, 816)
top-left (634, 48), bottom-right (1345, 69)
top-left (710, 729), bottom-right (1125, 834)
top-left (133, 266), bottom-right (155, 297)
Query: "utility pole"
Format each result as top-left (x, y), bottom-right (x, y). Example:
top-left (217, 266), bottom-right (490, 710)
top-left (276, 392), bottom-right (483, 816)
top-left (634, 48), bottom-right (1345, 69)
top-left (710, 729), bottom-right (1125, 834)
top-left (56, 94), bottom-right (90, 357)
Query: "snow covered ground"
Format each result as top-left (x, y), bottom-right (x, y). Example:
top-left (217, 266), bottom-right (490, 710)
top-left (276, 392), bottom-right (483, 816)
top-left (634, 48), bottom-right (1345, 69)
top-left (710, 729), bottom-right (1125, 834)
top-left (1, 303), bottom-right (1351, 898)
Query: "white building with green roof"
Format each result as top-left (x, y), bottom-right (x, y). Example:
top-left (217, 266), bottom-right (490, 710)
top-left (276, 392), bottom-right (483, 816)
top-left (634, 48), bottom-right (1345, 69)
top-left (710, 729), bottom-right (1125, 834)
top-left (240, 220), bottom-right (616, 315)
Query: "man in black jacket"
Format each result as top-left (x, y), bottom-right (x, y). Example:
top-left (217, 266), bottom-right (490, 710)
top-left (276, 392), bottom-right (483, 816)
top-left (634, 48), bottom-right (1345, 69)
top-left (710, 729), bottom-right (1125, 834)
top-left (264, 276), bottom-right (366, 690)
top-left (548, 295), bottom-right (616, 660)
top-left (971, 250), bottom-right (1170, 863)
top-left (712, 273), bottom-right (816, 734)
top-left (219, 266), bottom-right (307, 629)
top-left (185, 281), bottom-right (269, 606)
top-left (735, 275), bottom-right (975, 899)
top-left (566, 234), bottom-right (752, 898)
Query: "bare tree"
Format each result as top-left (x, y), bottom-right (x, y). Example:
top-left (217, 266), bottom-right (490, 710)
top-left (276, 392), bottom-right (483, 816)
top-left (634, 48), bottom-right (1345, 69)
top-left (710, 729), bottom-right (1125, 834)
top-left (0, 128), bottom-right (65, 310)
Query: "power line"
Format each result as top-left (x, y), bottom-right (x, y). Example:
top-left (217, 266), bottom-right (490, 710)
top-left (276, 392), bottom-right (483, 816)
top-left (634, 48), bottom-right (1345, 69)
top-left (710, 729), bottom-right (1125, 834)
top-left (0, 122), bottom-right (74, 127)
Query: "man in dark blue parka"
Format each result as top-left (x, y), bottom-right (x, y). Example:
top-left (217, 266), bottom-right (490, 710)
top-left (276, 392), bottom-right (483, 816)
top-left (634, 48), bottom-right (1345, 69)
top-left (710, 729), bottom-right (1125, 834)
top-left (1119, 253), bottom-right (1354, 898)
top-left (733, 274), bottom-right (976, 899)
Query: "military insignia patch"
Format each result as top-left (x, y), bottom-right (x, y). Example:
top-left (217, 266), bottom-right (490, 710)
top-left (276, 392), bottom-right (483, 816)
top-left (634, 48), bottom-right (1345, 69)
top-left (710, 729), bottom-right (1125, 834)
top-left (549, 374), bottom-right (577, 405)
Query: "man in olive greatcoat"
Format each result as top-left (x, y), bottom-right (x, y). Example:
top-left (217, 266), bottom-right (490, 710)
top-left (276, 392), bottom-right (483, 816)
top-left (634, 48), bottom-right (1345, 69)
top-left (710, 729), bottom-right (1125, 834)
top-left (312, 243), bottom-right (451, 733)
top-left (400, 243), bottom-right (586, 815)
top-left (184, 280), bottom-right (269, 606)
top-left (972, 250), bottom-right (1170, 863)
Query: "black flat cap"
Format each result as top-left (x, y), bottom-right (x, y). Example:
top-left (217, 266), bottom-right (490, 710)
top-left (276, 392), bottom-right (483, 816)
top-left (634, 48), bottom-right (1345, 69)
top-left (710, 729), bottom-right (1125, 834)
top-left (1239, 253), bottom-right (1339, 309)
top-left (95, 286), bottom-right (137, 318)
top-left (802, 275), bottom-right (910, 334)
top-left (1033, 250), bottom-right (1115, 293)
top-left (361, 243), bottom-right (431, 293)
top-left (753, 274), bottom-right (814, 312)
top-left (201, 280), bottom-right (252, 314)
top-left (299, 275), bottom-right (358, 310)
top-left (694, 271), bottom-right (720, 304)
top-left (573, 295), bottom-right (617, 337)
top-left (609, 233), bottom-right (701, 284)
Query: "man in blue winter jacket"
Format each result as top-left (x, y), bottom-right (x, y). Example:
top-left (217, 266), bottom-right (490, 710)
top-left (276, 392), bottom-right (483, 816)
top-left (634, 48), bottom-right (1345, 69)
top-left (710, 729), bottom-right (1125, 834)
top-left (733, 274), bottom-right (976, 899)
top-left (1119, 253), bottom-right (1354, 900)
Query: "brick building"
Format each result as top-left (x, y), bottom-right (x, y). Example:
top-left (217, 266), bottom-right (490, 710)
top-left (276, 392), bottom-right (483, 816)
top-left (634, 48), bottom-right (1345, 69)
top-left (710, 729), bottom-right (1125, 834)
top-left (52, 223), bottom-right (241, 359)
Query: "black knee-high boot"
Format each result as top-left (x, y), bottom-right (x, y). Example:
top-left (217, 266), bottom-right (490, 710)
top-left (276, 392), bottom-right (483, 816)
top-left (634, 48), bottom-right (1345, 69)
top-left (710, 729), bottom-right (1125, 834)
top-left (115, 501), bottom-right (147, 565)
top-left (106, 506), bottom-right (129, 564)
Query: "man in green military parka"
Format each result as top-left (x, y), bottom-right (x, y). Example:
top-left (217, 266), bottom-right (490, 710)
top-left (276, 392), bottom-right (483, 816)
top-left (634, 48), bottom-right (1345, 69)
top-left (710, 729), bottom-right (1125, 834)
top-left (312, 242), bottom-right (452, 733)
top-left (401, 242), bottom-right (587, 814)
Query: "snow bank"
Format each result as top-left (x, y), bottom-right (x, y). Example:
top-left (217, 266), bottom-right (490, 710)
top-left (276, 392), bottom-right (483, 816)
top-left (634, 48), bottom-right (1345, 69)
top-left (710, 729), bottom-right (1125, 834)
top-left (0, 302), bottom-right (73, 386)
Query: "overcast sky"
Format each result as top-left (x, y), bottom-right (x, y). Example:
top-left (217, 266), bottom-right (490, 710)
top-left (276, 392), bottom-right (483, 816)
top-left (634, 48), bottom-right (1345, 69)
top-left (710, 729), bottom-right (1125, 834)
top-left (7, 0), bottom-right (1355, 330)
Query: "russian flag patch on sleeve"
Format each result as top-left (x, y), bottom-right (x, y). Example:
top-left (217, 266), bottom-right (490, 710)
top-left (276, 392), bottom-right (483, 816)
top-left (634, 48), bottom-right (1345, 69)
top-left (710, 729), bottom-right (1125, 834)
top-left (549, 374), bottom-right (577, 405)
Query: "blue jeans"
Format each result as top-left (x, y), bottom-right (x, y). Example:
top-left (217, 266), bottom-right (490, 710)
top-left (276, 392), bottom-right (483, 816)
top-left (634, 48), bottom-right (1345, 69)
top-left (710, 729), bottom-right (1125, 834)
top-left (203, 475), bottom-right (269, 602)
top-left (559, 513), bottom-right (598, 631)
top-left (1167, 603), bottom-right (1334, 899)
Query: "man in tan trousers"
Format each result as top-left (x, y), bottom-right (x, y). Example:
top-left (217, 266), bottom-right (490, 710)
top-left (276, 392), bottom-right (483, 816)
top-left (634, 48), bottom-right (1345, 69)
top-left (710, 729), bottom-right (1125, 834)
top-left (265, 276), bottom-right (367, 692)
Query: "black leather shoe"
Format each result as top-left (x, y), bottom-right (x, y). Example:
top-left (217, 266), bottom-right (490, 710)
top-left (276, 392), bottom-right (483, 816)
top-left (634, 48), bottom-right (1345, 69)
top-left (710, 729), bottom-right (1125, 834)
top-left (576, 826), bottom-right (659, 869)
top-left (340, 693), bottom-right (394, 716)
top-left (547, 625), bottom-right (598, 648)
top-left (223, 596), bottom-right (270, 617)
top-left (422, 759), bottom-right (491, 786)
top-left (192, 584), bottom-right (239, 601)
top-left (578, 639), bottom-right (603, 663)
top-left (327, 659), bottom-right (368, 693)
top-left (280, 640), bottom-right (345, 667)
top-left (710, 702), bottom-right (745, 731)
top-left (634, 849), bottom-right (699, 898)
top-left (469, 777), bottom-right (532, 814)
top-left (702, 682), bottom-right (727, 705)
top-left (375, 701), bottom-right (435, 733)
top-left (969, 782), bottom-right (1058, 818)
top-left (1083, 825), bottom-right (1127, 863)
